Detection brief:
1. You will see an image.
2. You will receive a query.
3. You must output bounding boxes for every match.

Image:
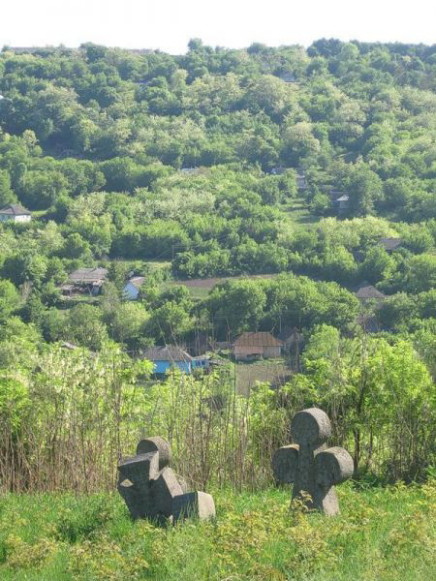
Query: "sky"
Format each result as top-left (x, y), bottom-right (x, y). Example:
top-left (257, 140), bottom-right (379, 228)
top-left (2, 0), bottom-right (436, 54)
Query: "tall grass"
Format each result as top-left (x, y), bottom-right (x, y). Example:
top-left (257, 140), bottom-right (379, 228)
top-left (2, 341), bottom-right (436, 494)
top-left (1, 483), bottom-right (436, 580)
top-left (0, 344), bottom-right (294, 493)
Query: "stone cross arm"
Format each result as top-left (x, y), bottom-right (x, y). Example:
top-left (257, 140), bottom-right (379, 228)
top-left (272, 444), bottom-right (299, 484)
top-left (315, 446), bottom-right (354, 489)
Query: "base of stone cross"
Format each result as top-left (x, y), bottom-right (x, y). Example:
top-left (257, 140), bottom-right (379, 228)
top-left (292, 486), bottom-right (341, 516)
top-left (172, 491), bottom-right (216, 522)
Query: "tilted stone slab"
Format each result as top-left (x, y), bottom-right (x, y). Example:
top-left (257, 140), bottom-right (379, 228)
top-left (117, 452), bottom-right (160, 519)
top-left (149, 467), bottom-right (184, 517)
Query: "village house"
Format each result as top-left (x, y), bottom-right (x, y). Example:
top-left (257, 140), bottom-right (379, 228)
top-left (278, 71), bottom-right (297, 83)
top-left (355, 283), bottom-right (386, 303)
top-left (296, 173), bottom-right (308, 191)
top-left (379, 237), bottom-right (402, 253)
top-left (62, 267), bottom-right (108, 296)
top-left (123, 276), bottom-right (146, 300)
top-left (0, 203), bottom-right (32, 223)
top-left (141, 345), bottom-right (194, 374)
top-left (233, 332), bottom-right (283, 361)
top-left (327, 189), bottom-right (349, 215)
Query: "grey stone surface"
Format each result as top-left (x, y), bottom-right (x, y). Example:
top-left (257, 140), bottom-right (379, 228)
top-left (272, 408), bottom-right (354, 515)
top-left (150, 467), bottom-right (184, 517)
top-left (172, 491), bottom-right (216, 522)
top-left (137, 436), bottom-right (171, 469)
top-left (118, 436), bottom-right (216, 523)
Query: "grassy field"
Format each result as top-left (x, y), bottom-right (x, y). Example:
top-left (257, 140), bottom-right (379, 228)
top-left (1, 483), bottom-right (436, 580)
top-left (235, 359), bottom-right (293, 394)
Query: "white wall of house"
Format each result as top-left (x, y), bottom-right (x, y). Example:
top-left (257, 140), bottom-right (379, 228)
top-left (0, 214), bottom-right (31, 223)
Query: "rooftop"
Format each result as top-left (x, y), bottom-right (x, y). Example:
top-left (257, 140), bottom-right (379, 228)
top-left (68, 267), bottom-right (108, 284)
top-left (126, 276), bottom-right (146, 289)
top-left (234, 332), bottom-right (283, 348)
top-left (380, 237), bottom-right (402, 251)
top-left (142, 345), bottom-right (193, 362)
top-left (355, 284), bottom-right (386, 300)
top-left (0, 203), bottom-right (31, 215)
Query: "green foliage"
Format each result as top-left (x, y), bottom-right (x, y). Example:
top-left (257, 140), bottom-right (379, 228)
top-left (3, 43), bottom-right (436, 510)
top-left (2, 484), bottom-right (436, 580)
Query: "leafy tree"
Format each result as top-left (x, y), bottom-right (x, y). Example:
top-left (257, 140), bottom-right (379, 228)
top-left (0, 169), bottom-right (16, 206)
top-left (360, 246), bottom-right (395, 283)
top-left (208, 280), bottom-right (267, 339)
top-left (346, 164), bottom-right (383, 216)
top-left (0, 280), bottom-right (20, 319)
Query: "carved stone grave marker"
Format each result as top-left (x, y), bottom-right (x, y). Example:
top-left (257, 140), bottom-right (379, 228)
top-left (272, 408), bottom-right (354, 515)
top-left (118, 436), bottom-right (216, 523)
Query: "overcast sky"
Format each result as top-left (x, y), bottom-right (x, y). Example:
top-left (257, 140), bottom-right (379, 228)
top-left (2, 0), bottom-right (436, 54)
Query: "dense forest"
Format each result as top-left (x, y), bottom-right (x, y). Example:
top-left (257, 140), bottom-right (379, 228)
top-left (1, 39), bottom-right (436, 493)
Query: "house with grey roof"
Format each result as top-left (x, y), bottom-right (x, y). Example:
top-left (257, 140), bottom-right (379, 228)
top-left (62, 267), bottom-right (108, 296)
top-left (0, 204), bottom-right (32, 223)
top-left (142, 345), bottom-right (193, 374)
top-left (233, 332), bottom-right (282, 361)
top-left (379, 237), bottom-right (402, 253)
top-left (355, 284), bottom-right (386, 302)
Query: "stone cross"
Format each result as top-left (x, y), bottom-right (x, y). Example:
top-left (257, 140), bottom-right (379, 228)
top-left (272, 408), bottom-right (354, 515)
top-left (117, 436), bottom-right (215, 523)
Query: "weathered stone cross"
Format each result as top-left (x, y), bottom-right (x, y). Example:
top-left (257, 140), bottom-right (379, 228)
top-left (117, 436), bottom-right (216, 523)
top-left (272, 408), bottom-right (354, 515)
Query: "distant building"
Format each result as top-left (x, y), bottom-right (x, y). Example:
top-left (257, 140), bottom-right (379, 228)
top-left (233, 332), bottom-right (282, 361)
top-left (63, 267), bottom-right (108, 296)
top-left (278, 72), bottom-right (297, 83)
top-left (296, 174), bottom-right (308, 190)
top-left (379, 237), bottom-right (402, 253)
top-left (328, 190), bottom-right (349, 215)
top-left (123, 276), bottom-right (146, 300)
top-left (277, 327), bottom-right (304, 353)
top-left (0, 204), bottom-right (32, 223)
top-left (270, 167), bottom-right (286, 176)
top-left (142, 346), bottom-right (193, 374)
top-left (355, 284), bottom-right (386, 303)
top-left (192, 356), bottom-right (210, 371)
top-left (335, 194), bottom-right (349, 214)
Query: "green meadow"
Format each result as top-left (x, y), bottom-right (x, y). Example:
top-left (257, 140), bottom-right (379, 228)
top-left (1, 483), bottom-right (435, 580)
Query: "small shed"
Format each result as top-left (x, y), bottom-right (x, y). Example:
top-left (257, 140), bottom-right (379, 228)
top-left (0, 204), bottom-right (32, 223)
top-left (142, 346), bottom-right (193, 374)
top-left (123, 276), bottom-right (146, 300)
top-left (233, 332), bottom-right (282, 361)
